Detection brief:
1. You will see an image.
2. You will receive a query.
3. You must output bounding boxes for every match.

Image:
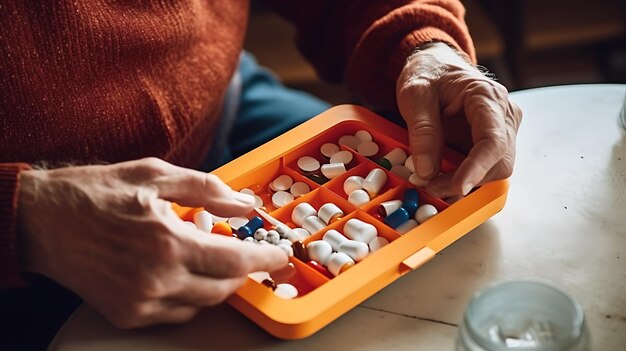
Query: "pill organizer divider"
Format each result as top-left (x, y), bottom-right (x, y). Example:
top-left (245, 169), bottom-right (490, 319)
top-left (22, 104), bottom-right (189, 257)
top-left (173, 104), bottom-right (509, 339)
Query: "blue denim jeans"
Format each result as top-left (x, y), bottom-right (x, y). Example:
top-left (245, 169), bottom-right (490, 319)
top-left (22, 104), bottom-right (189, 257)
top-left (202, 52), bottom-right (331, 170)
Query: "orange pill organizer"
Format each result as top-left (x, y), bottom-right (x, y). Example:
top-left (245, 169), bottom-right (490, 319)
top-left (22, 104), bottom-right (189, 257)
top-left (173, 104), bottom-right (509, 339)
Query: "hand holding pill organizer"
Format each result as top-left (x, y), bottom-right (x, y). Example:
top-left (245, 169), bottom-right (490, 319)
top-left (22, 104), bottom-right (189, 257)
top-left (173, 105), bottom-right (509, 339)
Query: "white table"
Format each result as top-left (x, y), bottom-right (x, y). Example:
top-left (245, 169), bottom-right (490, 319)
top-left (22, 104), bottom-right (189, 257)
top-left (50, 84), bottom-right (626, 350)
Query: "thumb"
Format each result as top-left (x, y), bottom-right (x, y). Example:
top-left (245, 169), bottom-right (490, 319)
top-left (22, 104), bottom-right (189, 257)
top-left (397, 89), bottom-right (443, 185)
top-left (153, 165), bottom-right (254, 218)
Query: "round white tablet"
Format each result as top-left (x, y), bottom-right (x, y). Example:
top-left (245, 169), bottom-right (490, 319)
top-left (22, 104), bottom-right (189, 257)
top-left (329, 150), bottom-right (353, 165)
top-left (354, 130), bottom-right (373, 142)
top-left (357, 141), bottom-right (379, 157)
top-left (297, 156), bottom-right (321, 173)
top-left (227, 216), bottom-right (249, 230)
top-left (290, 181), bottom-right (311, 197)
top-left (272, 174), bottom-right (293, 191)
top-left (320, 143), bottom-right (340, 158)
top-left (338, 135), bottom-right (360, 150)
top-left (272, 191), bottom-right (294, 208)
top-left (274, 283), bottom-right (299, 299)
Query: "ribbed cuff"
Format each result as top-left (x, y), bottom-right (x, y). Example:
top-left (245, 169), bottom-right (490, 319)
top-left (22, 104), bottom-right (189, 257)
top-left (0, 163), bottom-right (32, 288)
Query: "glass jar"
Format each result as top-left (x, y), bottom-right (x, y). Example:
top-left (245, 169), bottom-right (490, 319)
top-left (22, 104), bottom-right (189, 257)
top-left (456, 281), bottom-right (590, 351)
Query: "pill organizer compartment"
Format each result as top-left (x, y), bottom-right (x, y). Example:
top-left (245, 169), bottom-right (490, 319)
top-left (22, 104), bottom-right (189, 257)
top-left (173, 105), bottom-right (509, 339)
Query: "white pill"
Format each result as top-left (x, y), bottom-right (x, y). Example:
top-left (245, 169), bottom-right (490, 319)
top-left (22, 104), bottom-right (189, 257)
top-left (276, 224), bottom-right (301, 242)
top-left (397, 219), bottom-right (418, 234)
top-left (362, 168), bottom-right (387, 197)
top-left (320, 162), bottom-right (346, 179)
top-left (338, 240), bottom-right (369, 262)
top-left (290, 182), bottom-right (310, 197)
top-left (243, 236), bottom-right (255, 242)
top-left (302, 216), bottom-right (326, 234)
top-left (252, 195), bottom-right (264, 208)
top-left (343, 175), bottom-right (364, 196)
top-left (291, 202), bottom-right (318, 227)
top-left (248, 271), bottom-right (271, 283)
top-left (390, 165), bottom-right (412, 180)
top-left (272, 191), bottom-right (294, 208)
top-left (274, 283), bottom-right (298, 299)
top-left (329, 150), bottom-right (354, 165)
top-left (322, 229), bottom-right (349, 251)
top-left (409, 173), bottom-right (428, 187)
top-left (272, 174), bottom-right (293, 191)
top-left (293, 227), bottom-right (311, 240)
top-left (318, 203), bottom-right (344, 225)
top-left (265, 230), bottom-right (280, 244)
top-left (384, 148), bottom-right (408, 167)
top-left (404, 155), bottom-right (416, 173)
top-left (228, 216), bottom-right (248, 230)
top-left (357, 141), bottom-right (379, 157)
top-left (192, 210), bottom-right (213, 232)
top-left (279, 239), bottom-right (293, 246)
top-left (320, 142), bottom-right (340, 158)
top-left (354, 130), bottom-right (373, 142)
top-left (348, 189), bottom-right (370, 207)
top-left (297, 156), bottom-right (321, 173)
top-left (338, 135), bottom-right (360, 150)
top-left (254, 228), bottom-right (268, 241)
top-left (239, 188), bottom-right (255, 195)
top-left (278, 243), bottom-right (294, 257)
top-left (307, 240), bottom-right (333, 265)
top-left (184, 221), bottom-right (197, 229)
top-left (327, 252), bottom-right (355, 276)
top-left (379, 200), bottom-right (403, 217)
top-left (368, 236), bottom-right (389, 252)
top-left (343, 218), bottom-right (377, 243)
top-left (416, 204), bottom-right (438, 223)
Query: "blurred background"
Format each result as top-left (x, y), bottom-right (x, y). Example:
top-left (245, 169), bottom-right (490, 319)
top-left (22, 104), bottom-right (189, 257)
top-left (245, 0), bottom-right (625, 105)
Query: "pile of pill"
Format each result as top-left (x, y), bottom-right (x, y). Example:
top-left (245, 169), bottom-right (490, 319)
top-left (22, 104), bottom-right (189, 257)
top-left (376, 188), bottom-right (439, 234)
top-left (267, 174), bottom-right (312, 209)
top-left (343, 168), bottom-right (387, 206)
top-left (296, 129), bottom-right (379, 184)
top-left (290, 202), bottom-right (345, 236)
top-left (305, 218), bottom-right (389, 277)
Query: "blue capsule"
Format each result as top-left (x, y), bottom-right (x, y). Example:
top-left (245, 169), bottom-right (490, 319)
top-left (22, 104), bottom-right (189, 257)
top-left (402, 188), bottom-right (419, 217)
top-left (236, 216), bottom-right (264, 239)
top-left (384, 207), bottom-right (410, 228)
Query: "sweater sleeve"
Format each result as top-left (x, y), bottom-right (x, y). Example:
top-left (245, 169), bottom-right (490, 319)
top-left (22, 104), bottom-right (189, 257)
top-left (0, 163), bottom-right (31, 288)
top-left (261, 0), bottom-right (475, 109)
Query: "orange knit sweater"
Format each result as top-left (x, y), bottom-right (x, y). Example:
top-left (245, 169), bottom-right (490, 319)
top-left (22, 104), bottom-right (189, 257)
top-left (0, 0), bottom-right (473, 287)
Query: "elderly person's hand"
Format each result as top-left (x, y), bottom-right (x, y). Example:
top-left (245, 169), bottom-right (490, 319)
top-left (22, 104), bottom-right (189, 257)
top-left (396, 42), bottom-right (522, 199)
top-left (17, 158), bottom-right (288, 328)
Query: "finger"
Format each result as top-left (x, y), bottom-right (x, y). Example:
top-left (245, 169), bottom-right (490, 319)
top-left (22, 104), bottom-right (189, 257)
top-left (175, 275), bottom-right (247, 306)
top-left (183, 234), bottom-right (288, 278)
top-left (451, 93), bottom-right (508, 195)
top-left (153, 166), bottom-right (255, 218)
top-left (397, 85), bottom-right (444, 184)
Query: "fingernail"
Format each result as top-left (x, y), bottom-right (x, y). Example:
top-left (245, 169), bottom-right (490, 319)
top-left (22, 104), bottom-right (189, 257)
top-left (414, 155), bottom-right (434, 178)
top-left (462, 183), bottom-right (473, 196)
top-left (232, 191), bottom-right (255, 205)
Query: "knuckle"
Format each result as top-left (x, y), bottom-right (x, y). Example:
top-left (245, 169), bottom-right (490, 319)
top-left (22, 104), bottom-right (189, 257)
top-left (138, 157), bottom-right (170, 176)
top-left (409, 119), bottom-right (440, 139)
top-left (136, 276), bottom-right (168, 299)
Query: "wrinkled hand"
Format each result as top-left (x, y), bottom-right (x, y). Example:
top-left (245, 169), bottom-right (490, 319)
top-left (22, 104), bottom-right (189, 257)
top-left (396, 42), bottom-right (522, 198)
top-left (18, 158), bottom-right (288, 328)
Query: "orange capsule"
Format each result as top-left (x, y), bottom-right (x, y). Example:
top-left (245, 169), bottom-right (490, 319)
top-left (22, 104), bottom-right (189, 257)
top-left (211, 222), bottom-right (233, 236)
